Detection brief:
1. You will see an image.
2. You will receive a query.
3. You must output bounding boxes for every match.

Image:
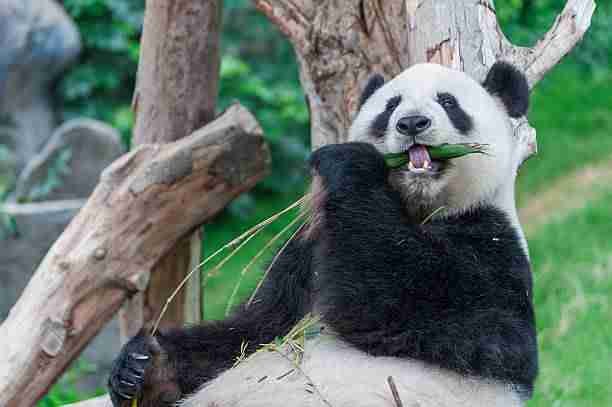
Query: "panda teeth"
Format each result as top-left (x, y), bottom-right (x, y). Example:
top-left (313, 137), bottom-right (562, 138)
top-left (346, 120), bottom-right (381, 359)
top-left (408, 161), bottom-right (427, 173)
top-left (423, 160), bottom-right (431, 169)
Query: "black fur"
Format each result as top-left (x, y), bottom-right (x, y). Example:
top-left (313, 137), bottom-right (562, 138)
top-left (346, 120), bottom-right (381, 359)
top-left (109, 140), bottom-right (538, 405)
top-left (370, 95), bottom-right (402, 137)
top-left (309, 142), bottom-right (538, 395)
top-left (359, 73), bottom-right (385, 108)
top-left (483, 61), bottom-right (530, 117)
top-left (437, 92), bottom-right (473, 134)
top-left (108, 236), bottom-right (314, 406)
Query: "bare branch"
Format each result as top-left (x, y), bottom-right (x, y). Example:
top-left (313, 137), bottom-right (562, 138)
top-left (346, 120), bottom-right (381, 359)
top-left (251, 0), bottom-right (312, 52)
top-left (510, 0), bottom-right (596, 88)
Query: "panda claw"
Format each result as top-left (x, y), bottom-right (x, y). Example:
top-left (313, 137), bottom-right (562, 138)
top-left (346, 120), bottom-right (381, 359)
top-left (120, 379), bottom-right (136, 387)
top-left (130, 352), bottom-right (150, 361)
top-left (116, 389), bottom-right (134, 400)
top-left (128, 369), bottom-right (144, 379)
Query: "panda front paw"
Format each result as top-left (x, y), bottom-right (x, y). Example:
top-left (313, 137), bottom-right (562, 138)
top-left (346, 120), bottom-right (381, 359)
top-left (309, 142), bottom-right (387, 190)
top-left (108, 331), bottom-right (181, 407)
top-left (108, 332), bottom-right (153, 405)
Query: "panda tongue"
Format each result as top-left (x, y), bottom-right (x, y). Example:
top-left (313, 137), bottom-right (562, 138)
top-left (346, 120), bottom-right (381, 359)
top-left (408, 145), bottom-right (431, 169)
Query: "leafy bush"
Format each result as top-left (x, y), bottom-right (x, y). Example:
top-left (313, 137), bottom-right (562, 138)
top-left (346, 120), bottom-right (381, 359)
top-left (58, 0), bottom-right (143, 148)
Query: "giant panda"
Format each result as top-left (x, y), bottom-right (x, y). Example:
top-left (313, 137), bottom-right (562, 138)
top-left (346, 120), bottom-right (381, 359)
top-left (108, 62), bottom-right (537, 407)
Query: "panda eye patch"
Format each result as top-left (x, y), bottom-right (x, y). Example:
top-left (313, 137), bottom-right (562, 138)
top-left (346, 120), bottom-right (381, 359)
top-left (437, 93), bottom-right (457, 109)
top-left (436, 92), bottom-right (473, 135)
top-left (370, 95), bottom-right (402, 138)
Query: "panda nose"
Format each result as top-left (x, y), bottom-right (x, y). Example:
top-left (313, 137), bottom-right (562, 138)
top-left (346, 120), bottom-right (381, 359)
top-left (396, 115), bottom-right (431, 136)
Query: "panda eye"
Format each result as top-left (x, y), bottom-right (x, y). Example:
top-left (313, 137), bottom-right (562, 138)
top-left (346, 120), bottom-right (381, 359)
top-left (437, 93), bottom-right (457, 109)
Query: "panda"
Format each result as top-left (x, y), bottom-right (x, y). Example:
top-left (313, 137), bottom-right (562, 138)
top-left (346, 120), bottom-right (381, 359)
top-left (108, 62), bottom-right (537, 407)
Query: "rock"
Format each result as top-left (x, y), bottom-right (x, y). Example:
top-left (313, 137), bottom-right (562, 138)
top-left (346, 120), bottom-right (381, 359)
top-left (0, 200), bottom-right (83, 317)
top-left (3, 117), bottom-right (123, 391)
top-left (0, 0), bottom-right (81, 172)
top-left (15, 119), bottom-right (123, 201)
top-left (0, 200), bottom-right (122, 392)
top-left (0, 0), bottom-right (124, 393)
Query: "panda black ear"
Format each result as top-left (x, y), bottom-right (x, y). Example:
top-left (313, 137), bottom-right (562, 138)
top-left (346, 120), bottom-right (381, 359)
top-left (483, 62), bottom-right (529, 118)
top-left (359, 74), bottom-right (385, 109)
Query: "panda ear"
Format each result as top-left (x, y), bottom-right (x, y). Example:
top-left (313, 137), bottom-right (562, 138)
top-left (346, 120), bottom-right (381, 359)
top-left (482, 62), bottom-right (529, 118)
top-left (359, 74), bottom-right (385, 109)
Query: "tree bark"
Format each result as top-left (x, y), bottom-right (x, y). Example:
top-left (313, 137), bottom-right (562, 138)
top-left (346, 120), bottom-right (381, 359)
top-left (121, 0), bottom-right (223, 339)
top-left (0, 104), bottom-right (270, 406)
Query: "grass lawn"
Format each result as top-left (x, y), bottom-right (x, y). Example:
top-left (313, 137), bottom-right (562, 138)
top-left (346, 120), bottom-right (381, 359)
top-left (517, 66), bottom-right (612, 200)
top-left (529, 191), bottom-right (612, 406)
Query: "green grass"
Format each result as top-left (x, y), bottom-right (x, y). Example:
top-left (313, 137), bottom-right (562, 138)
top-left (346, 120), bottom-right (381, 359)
top-left (203, 187), bottom-right (306, 320)
top-left (529, 190), bottom-right (612, 407)
top-left (517, 66), bottom-right (612, 202)
top-left (38, 360), bottom-right (105, 406)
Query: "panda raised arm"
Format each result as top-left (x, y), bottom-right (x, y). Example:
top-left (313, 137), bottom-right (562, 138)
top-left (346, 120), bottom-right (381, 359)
top-left (109, 62), bottom-right (538, 407)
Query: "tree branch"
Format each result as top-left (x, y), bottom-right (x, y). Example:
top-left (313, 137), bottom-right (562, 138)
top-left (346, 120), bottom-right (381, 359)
top-left (510, 0), bottom-right (596, 88)
top-left (0, 104), bottom-right (270, 406)
top-left (251, 0), bottom-right (312, 52)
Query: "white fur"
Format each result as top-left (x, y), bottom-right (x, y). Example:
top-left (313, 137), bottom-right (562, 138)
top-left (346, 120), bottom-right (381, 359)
top-left (180, 331), bottom-right (523, 407)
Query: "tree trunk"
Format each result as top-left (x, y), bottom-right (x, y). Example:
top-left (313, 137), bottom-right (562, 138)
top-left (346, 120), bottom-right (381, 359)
top-left (121, 0), bottom-right (223, 340)
top-left (0, 105), bottom-right (270, 406)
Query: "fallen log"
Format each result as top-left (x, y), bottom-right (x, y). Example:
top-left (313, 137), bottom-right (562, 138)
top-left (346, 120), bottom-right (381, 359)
top-left (0, 103), bottom-right (270, 406)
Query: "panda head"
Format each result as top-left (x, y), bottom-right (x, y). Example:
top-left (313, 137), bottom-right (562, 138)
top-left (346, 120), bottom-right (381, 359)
top-left (349, 62), bottom-right (530, 219)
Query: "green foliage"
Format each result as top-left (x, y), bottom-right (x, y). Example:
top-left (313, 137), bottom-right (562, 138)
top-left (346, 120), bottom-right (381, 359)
top-left (218, 55), bottom-right (309, 196)
top-left (0, 144), bottom-right (16, 197)
top-left (219, 0), bottom-right (310, 199)
top-left (58, 0), bottom-right (143, 148)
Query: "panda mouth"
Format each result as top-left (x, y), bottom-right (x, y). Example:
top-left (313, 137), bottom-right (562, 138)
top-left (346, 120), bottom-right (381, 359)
top-left (404, 145), bottom-right (444, 175)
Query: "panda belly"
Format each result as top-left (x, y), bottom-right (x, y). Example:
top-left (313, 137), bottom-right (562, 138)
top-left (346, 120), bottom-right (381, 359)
top-left (180, 333), bottom-right (523, 407)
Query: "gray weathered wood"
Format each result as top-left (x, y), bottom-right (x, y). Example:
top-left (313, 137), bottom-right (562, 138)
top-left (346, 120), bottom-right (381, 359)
top-left (0, 104), bottom-right (269, 406)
